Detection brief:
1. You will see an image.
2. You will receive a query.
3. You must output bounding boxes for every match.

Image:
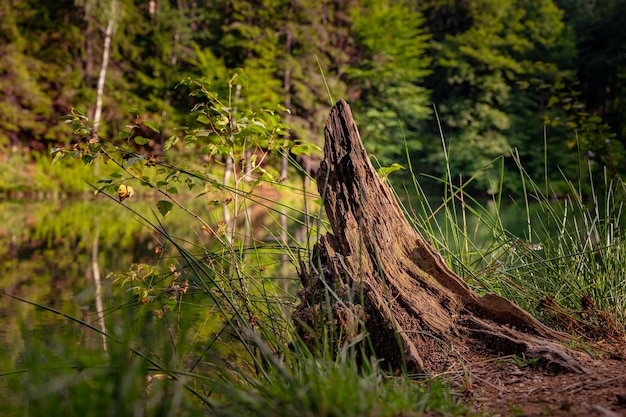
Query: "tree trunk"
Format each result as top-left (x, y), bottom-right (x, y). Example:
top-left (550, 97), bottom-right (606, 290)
top-left (293, 100), bottom-right (586, 374)
top-left (93, 11), bottom-right (114, 135)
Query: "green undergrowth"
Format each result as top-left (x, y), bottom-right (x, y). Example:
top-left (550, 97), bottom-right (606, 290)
top-left (0, 150), bottom-right (99, 195)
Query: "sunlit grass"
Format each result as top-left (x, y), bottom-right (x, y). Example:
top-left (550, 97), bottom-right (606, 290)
top-left (212, 351), bottom-right (467, 417)
top-left (402, 143), bottom-right (626, 342)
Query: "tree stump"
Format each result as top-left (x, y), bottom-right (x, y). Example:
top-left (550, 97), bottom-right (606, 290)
top-left (293, 100), bottom-right (586, 374)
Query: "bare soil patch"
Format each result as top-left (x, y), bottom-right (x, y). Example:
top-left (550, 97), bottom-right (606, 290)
top-left (454, 342), bottom-right (626, 416)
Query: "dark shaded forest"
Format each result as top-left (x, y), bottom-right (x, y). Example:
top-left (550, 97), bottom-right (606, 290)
top-left (1, 0), bottom-right (625, 194)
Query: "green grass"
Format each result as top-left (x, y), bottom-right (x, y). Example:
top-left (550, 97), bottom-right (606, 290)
top-left (211, 352), bottom-right (467, 417)
top-left (401, 146), bottom-right (626, 342)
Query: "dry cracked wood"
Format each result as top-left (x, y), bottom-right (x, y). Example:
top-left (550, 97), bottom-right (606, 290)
top-left (293, 99), bottom-right (586, 374)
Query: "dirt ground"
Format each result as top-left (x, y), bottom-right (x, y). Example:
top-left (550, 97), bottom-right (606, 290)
top-left (449, 341), bottom-right (626, 416)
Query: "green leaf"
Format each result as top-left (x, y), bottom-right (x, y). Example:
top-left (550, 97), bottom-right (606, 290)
top-left (276, 104), bottom-right (290, 113)
top-left (547, 96), bottom-right (560, 108)
top-left (156, 200), bottom-right (173, 218)
top-left (237, 72), bottom-right (249, 86)
top-left (81, 154), bottom-right (94, 164)
top-left (195, 131), bottom-right (213, 139)
top-left (167, 187), bottom-right (179, 195)
top-left (125, 156), bottom-right (144, 168)
top-left (196, 115), bottom-right (211, 125)
top-left (52, 151), bottom-right (66, 165)
top-left (164, 136), bottom-right (178, 151)
top-left (134, 136), bottom-right (151, 145)
top-left (377, 163), bottom-right (405, 177)
top-left (184, 135), bottom-right (198, 147)
top-left (143, 120), bottom-right (160, 133)
top-left (291, 144), bottom-right (310, 156)
top-left (185, 177), bottom-right (198, 191)
top-left (97, 178), bottom-right (113, 184)
top-left (259, 167), bottom-right (280, 182)
top-left (118, 130), bottom-right (132, 140)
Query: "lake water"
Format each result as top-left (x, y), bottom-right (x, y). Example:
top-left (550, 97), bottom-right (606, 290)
top-left (0, 192), bottom-right (313, 411)
top-left (1, 198), bottom-right (164, 360)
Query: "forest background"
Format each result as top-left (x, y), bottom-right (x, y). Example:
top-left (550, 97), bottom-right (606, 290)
top-left (1, 0), bottom-right (625, 196)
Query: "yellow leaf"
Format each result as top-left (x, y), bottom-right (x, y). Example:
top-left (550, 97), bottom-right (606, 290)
top-left (118, 184), bottom-right (134, 202)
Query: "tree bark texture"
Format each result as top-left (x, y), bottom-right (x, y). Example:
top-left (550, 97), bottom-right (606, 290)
top-left (93, 3), bottom-right (115, 134)
top-left (293, 100), bottom-right (586, 374)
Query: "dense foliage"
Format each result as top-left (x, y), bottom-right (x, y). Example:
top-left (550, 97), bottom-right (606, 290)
top-left (1, 0), bottom-right (625, 194)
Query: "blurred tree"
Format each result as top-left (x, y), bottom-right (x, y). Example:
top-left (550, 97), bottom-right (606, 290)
top-left (416, 0), bottom-right (577, 194)
top-left (220, 0), bottom-right (284, 107)
top-left (347, 0), bottom-right (432, 167)
top-left (0, 0), bottom-right (85, 150)
top-left (555, 0), bottom-right (626, 178)
top-left (2, 0), bottom-right (623, 196)
top-left (220, 0), bottom-right (356, 177)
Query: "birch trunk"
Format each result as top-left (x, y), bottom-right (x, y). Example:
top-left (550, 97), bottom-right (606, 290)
top-left (92, 3), bottom-right (115, 134)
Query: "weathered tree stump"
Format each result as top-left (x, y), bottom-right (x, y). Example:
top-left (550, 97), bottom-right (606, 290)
top-left (293, 100), bottom-right (586, 374)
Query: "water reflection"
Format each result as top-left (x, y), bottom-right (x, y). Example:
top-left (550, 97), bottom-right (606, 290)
top-left (1, 192), bottom-right (310, 389)
top-left (1, 199), bottom-right (158, 361)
